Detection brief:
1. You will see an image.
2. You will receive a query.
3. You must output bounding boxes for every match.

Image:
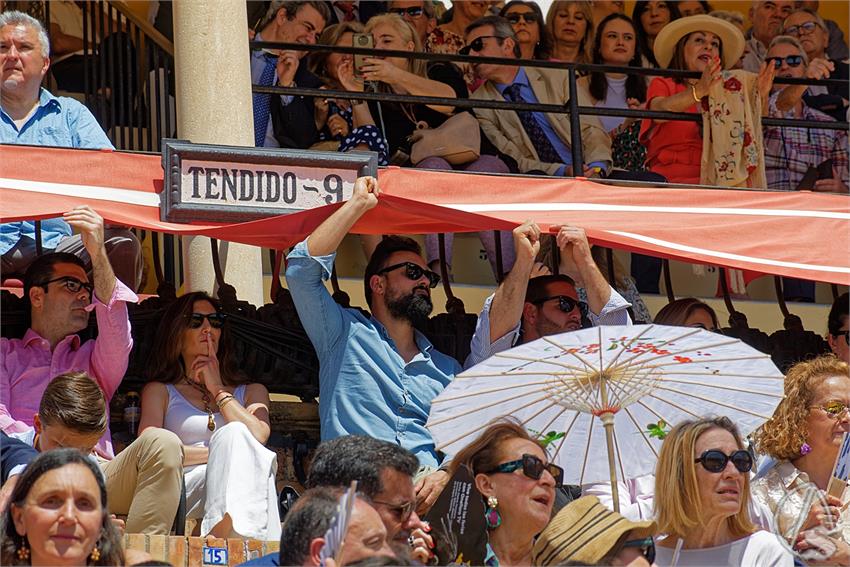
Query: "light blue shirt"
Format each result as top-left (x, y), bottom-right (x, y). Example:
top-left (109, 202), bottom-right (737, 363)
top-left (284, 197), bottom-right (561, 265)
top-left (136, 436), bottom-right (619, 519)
top-left (496, 67), bottom-right (606, 176)
top-left (0, 88), bottom-right (113, 254)
top-left (285, 240), bottom-right (462, 468)
top-left (251, 32), bottom-right (294, 148)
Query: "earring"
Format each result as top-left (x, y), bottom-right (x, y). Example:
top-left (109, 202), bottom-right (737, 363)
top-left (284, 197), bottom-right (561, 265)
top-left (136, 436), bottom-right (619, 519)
top-left (89, 547), bottom-right (101, 562)
top-left (16, 537), bottom-right (30, 561)
top-left (485, 495), bottom-right (501, 530)
top-left (800, 442), bottom-right (812, 456)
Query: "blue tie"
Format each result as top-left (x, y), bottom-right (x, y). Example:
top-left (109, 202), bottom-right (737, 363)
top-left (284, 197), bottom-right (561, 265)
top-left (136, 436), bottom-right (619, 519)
top-left (503, 83), bottom-right (563, 164)
top-left (253, 55), bottom-right (277, 147)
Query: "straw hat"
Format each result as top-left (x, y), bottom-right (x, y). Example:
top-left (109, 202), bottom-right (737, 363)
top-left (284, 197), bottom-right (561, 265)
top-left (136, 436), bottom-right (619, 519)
top-left (653, 14), bottom-right (745, 70)
top-left (531, 496), bottom-right (657, 566)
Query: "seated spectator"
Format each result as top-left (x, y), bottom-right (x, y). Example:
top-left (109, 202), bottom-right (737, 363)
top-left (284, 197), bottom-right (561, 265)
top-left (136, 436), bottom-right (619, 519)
top-left (140, 292), bottom-right (279, 540)
top-left (467, 16), bottom-right (612, 177)
top-left (679, 1), bottom-right (712, 17)
top-left (742, 0), bottom-right (795, 72)
top-left (425, 0), bottom-right (488, 90)
top-left (279, 487), bottom-right (393, 566)
top-left (0, 12), bottom-right (142, 291)
top-left (654, 417), bottom-right (793, 566)
top-left (751, 356), bottom-right (850, 563)
top-left (653, 297), bottom-right (720, 331)
top-left (590, 1), bottom-right (625, 27)
top-left (284, 178), bottom-right (458, 491)
top-left (827, 293), bottom-right (849, 362)
top-left (546, 1), bottom-right (594, 64)
top-left (0, 448), bottom-right (124, 566)
top-left (793, 0), bottom-right (849, 61)
top-left (0, 433), bottom-right (38, 513)
top-left (448, 419), bottom-right (558, 566)
top-left (7, 370), bottom-right (183, 534)
top-left (632, 0), bottom-right (681, 67)
top-left (308, 22), bottom-right (389, 164)
top-left (499, 1), bottom-right (551, 60)
top-left (388, 1), bottom-right (437, 46)
top-left (466, 223), bottom-right (631, 369)
top-left (710, 9), bottom-right (747, 33)
top-left (306, 436), bottom-right (432, 563)
top-left (1, 207), bottom-right (136, 460)
top-left (252, 1), bottom-right (329, 149)
top-left (532, 495), bottom-right (657, 566)
top-left (326, 1), bottom-right (385, 26)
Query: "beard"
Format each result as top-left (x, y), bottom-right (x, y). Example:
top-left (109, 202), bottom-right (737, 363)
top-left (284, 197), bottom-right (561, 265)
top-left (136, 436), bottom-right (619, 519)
top-left (386, 288), bottom-right (433, 328)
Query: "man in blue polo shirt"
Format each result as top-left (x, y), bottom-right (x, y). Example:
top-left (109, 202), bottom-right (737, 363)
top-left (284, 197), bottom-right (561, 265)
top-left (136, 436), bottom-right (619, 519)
top-left (0, 10), bottom-right (141, 290)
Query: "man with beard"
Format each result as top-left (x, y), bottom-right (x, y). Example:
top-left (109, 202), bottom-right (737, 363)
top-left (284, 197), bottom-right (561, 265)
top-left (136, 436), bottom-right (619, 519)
top-left (286, 176), bottom-right (460, 508)
top-left (465, 222), bottom-right (631, 368)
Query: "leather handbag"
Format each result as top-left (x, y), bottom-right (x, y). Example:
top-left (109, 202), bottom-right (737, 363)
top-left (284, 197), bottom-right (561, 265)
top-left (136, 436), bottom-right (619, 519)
top-left (408, 111), bottom-right (481, 166)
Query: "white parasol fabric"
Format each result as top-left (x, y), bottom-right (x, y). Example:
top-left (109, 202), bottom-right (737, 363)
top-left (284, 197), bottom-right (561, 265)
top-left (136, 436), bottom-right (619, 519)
top-left (427, 325), bottom-right (785, 488)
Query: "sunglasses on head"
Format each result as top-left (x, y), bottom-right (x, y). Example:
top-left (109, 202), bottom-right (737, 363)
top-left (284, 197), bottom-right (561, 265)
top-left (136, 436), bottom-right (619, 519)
top-left (694, 449), bottom-right (753, 473)
top-left (39, 276), bottom-right (94, 296)
top-left (811, 399), bottom-right (850, 419)
top-left (377, 262), bottom-right (440, 288)
top-left (459, 35), bottom-right (501, 55)
top-left (389, 6), bottom-right (424, 17)
top-left (785, 21), bottom-right (821, 36)
top-left (506, 12), bottom-right (539, 24)
top-left (532, 295), bottom-right (579, 313)
top-left (186, 312), bottom-right (227, 329)
top-left (486, 453), bottom-right (564, 486)
top-left (622, 537), bottom-right (656, 564)
top-left (767, 55), bottom-right (804, 69)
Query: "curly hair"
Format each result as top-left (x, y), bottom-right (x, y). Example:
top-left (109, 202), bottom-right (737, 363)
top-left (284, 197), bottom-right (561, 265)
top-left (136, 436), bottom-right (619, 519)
top-left (753, 355), bottom-right (850, 460)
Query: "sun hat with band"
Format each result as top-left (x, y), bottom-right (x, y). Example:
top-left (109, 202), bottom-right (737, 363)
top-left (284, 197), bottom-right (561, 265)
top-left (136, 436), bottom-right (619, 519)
top-left (653, 14), bottom-right (745, 70)
top-left (531, 496), bottom-right (657, 566)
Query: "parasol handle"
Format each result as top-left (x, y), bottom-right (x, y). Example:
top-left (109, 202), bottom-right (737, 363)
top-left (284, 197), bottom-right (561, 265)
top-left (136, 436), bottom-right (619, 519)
top-left (600, 412), bottom-right (620, 513)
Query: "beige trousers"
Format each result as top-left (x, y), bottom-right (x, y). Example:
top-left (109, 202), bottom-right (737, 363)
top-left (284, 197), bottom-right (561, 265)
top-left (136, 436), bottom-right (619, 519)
top-left (99, 428), bottom-right (184, 534)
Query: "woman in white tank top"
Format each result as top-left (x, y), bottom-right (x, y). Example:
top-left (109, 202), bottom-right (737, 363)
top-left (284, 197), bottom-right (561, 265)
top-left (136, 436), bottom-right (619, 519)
top-left (138, 292), bottom-right (280, 541)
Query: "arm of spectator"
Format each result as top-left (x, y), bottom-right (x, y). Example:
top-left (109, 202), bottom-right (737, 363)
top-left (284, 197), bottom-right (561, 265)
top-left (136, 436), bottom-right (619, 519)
top-left (68, 102), bottom-right (115, 150)
top-left (756, 62), bottom-right (777, 116)
top-left (276, 51), bottom-right (300, 90)
top-left (1, 432), bottom-right (38, 485)
top-left (0, 346), bottom-right (32, 434)
top-left (489, 221), bottom-right (540, 344)
top-left (473, 106), bottom-right (560, 175)
top-left (775, 58), bottom-right (834, 112)
top-left (554, 226), bottom-right (609, 317)
top-left (465, 294), bottom-right (521, 369)
top-left (336, 60), bottom-right (377, 129)
top-left (361, 57), bottom-right (457, 114)
top-left (575, 88), bottom-right (613, 172)
top-left (649, 56), bottom-right (721, 118)
top-left (582, 478), bottom-right (654, 521)
top-left (48, 23), bottom-right (83, 57)
top-left (140, 382), bottom-right (209, 467)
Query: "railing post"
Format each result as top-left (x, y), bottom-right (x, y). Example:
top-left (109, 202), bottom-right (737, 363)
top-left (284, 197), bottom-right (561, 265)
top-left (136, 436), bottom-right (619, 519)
top-left (567, 65), bottom-right (583, 171)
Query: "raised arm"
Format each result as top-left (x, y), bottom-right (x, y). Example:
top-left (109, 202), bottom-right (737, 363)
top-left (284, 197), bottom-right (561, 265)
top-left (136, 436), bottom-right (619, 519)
top-left (63, 206), bottom-right (115, 301)
top-left (488, 221), bottom-right (541, 343)
top-left (554, 226), bottom-right (610, 315)
top-left (305, 176), bottom-right (379, 256)
top-left (361, 57), bottom-right (458, 114)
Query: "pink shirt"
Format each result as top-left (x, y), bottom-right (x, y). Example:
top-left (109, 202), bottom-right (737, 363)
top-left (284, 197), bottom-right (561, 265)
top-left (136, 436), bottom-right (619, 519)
top-left (0, 280), bottom-right (137, 458)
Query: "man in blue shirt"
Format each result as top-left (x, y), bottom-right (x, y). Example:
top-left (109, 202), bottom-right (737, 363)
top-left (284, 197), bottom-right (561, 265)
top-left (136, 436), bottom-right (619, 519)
top-left (0, 11), bottom-right (141, 290)
top-left (285, 177), bottom-right (459, 508)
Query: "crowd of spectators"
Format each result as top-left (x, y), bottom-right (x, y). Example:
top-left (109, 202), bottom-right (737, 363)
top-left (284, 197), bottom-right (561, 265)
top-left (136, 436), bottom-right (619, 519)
top-left (1, 2), bottom-right (850, 567)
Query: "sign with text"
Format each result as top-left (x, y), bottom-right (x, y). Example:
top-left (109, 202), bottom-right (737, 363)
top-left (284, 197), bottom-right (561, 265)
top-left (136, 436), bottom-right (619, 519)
top-left (161, 140), bottom-right (378, 223)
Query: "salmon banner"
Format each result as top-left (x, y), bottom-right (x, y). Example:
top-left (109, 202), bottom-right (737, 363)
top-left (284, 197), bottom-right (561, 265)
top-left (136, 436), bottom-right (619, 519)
top-left (2, 145), bottom-right (848, 284)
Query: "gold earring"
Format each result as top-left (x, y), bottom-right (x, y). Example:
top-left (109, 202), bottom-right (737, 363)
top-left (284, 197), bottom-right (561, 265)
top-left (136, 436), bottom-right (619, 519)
top-left (89, 547), bottom-right (101, 562)
top-left (16, 537), bottom-right (30, 561)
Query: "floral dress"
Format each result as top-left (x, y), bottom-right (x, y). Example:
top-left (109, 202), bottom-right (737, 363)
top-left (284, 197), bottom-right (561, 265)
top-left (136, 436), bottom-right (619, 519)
top-left (319, 101), bottom-right (389, 165)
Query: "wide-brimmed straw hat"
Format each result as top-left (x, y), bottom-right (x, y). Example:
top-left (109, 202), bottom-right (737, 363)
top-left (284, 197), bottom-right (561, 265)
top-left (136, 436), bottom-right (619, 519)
top-left (653, 14), bottom-right (745, 70)
top-left (531, 496), bottom-right (657, 566)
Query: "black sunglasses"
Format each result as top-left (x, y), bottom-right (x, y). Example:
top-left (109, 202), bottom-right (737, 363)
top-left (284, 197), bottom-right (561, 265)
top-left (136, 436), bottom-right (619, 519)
top-left (486, 454), bottom-right (564, 486)
top-left (832, 330), bottom-right (850, 344)
top-left (389, 6), bottom-right (424, 17)
top-left (622, 537), bottom-right (655, 564)
top-left (377, 262), bottom-right (440, 288)
top-left (39, 276), bottom-right (94, 296)
top-left (459, 35), bottom-right (502, 56)
top-left (767, 55), bottom-right (804, 69)
top-left (532, 295), bottom-right (579, 313)
top-left (506, 12), bottom-right (539, 24)
top-left (694, 449), bottom-right (753, 473)
top-left (185, 312), bottom-right (227, 329)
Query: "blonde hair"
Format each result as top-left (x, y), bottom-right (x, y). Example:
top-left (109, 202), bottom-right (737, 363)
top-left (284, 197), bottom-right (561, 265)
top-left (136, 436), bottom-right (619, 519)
top-left (655, 417), bottom-right (755, 540)
top-left (364, 13), bottom-right (427, 77)
top-left (546, 0), bottom-right (595, 64)
top-left (753, 355), bottom-right (850, 460)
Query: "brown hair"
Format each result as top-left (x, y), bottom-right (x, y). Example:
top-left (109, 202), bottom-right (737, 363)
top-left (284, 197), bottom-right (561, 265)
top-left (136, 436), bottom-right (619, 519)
top-left (546, 0), bottom-right (595, 64)
top-left (365, 13), bottom-right (427, 77)
top-left (753, 355), bottom-right (850, 460)
top-left (668, 31), bottom-right (724, 83)
top-left (39, 371), bottom-right (107, 436)
top-left (448, 418), bottom-right (544, 477)
top-left (654, 297), bottom-right (719, 329)
top-left (308, 21), bottom-right (365, 82)
top-left (654, 416), bottom-right (754, 540)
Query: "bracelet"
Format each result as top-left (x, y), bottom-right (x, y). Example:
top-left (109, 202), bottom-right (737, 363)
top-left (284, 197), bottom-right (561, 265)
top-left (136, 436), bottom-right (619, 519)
top-left (216, 394), bottom-right (236, 409)
top-left (690, 83), bottom-right (701, 103)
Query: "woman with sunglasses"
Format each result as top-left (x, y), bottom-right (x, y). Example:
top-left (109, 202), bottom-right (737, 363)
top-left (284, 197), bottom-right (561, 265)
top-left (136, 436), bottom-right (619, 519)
top-left (140, 292), bottom-right (280, 540)
top-left (752, 356), bottom-right (850, 564)
top-left (499, 1), bottom-right (552, 60)
top-left (448, 419), bottom-right (559, 566)
top-left (654, 416), bottom-right (792, 566)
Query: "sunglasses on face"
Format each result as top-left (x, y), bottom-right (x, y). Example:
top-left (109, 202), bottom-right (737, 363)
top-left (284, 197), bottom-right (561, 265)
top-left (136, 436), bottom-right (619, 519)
top-left (506, 12), bottom-right (539, 24)
top-left (377, 262), bottom-right (440, 288)
top-left (532, 295), bottom-right (579, 313)
top-left (389, 6), bottom-right (424, 17)
top-left (486, 453), bottom-right (564, 486)
top-left (372, 498), bottom-right (415, 522)
top-left (459, 35), bottom-right (501, 55)
top-left (622, 537), bottom-right (656, 564)
top-left (766, 55), bottom-right (804, 68)
top-left (785, 21), bottom-right (821, 36)
top-left (811, 400), bottom-right (850, 419)
top-left (694, 449), bottom-right (753, 473)
top-left (186, 312), bottom-right (227, 329)
top-left (832, 330), bottom-right (850, 344)
top-left (39, 276), bottom-right (94, 296)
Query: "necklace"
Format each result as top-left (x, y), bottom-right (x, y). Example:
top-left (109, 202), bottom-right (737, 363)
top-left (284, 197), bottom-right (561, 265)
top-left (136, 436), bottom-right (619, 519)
top-left (183, 376), bottom-right (216, 431)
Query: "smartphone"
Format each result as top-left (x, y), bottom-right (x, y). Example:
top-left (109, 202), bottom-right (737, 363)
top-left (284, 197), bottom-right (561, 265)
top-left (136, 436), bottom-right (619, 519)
top-left (353, 33), bottom-right (373, 79)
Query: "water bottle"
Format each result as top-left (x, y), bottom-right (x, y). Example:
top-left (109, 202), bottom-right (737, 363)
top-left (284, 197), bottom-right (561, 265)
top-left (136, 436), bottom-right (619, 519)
top-left (124, 391), bottom-right (141, 438)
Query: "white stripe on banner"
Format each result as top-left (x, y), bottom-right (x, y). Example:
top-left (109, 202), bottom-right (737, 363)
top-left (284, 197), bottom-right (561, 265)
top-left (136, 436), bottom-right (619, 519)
top-left (0, 178), bottom-right (161, 207)
top-left (610, 231), bottom-right (850, 273)
top-left (444, 202), bottom-right (850, 220)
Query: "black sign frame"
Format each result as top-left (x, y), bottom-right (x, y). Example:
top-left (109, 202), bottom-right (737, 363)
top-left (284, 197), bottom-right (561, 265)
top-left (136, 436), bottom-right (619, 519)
top-left (160, 139), bottom-right (378, 223)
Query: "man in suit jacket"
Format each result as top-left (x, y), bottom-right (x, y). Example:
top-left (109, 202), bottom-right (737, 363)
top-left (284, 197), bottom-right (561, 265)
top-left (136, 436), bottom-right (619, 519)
top-left (465, 16), bottom-right (612, 176)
